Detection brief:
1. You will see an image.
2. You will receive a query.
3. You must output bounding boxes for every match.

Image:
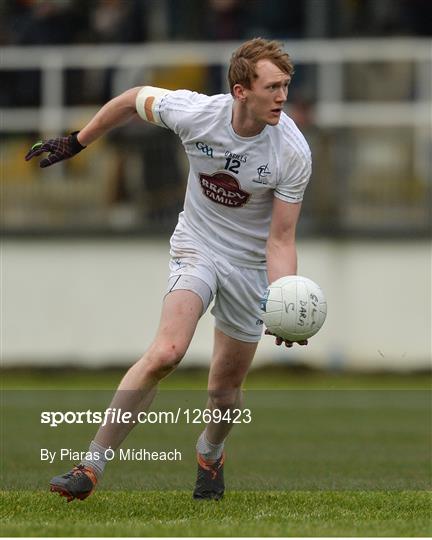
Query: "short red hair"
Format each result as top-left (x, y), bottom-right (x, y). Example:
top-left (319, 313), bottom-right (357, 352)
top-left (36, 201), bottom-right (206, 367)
top-left (228, 38), bottom-right (294, 95)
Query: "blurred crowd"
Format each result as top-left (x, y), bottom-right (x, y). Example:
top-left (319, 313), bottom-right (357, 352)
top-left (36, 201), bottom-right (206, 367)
top-left (1, 0), bottom-right (430, 234)
top-left (2, 0), bottom-right (430, 106)
top-left (1, 0), bottom-right (431, 46)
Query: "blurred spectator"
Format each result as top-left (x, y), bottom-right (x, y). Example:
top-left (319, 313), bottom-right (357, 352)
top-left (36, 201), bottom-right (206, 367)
top-left (107, 121), bottom-right (185, 230)
top-left (203, 0), bottom-right (249, 93)
top-left (87, 0), bottom-right (146, 43)
top-left (10, 0), bottom-right (80, 45)
top-left (205, 0), bottom-right (249, 40)
top-left (288, 99), bottom-right (340, 233)
top-left (82, 0), bottom-right (148, 103)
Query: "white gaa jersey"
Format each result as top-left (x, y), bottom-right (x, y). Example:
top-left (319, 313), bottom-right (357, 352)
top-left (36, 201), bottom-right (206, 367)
top-left (143, 90), bottom-right (311, 269)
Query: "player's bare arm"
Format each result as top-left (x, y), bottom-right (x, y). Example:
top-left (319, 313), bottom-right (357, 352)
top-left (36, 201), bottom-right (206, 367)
top-left (266, 197), bottom-right (301, 282)
top-left (25, 86), bottom-right (169, 167)
top-left (76, 87), bottom-right (144, 146)
top-left (79, 85), bottom-right (171, 144)
top-left (265, 198), bottom-right (307, 347)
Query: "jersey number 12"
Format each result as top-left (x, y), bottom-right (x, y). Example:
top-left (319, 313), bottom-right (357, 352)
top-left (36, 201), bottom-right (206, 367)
top-left (224, 157), bottom-right (240, 174)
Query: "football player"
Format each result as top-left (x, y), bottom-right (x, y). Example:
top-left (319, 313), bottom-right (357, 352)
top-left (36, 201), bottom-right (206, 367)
top-left (26, 37), bottom-right (311, 501)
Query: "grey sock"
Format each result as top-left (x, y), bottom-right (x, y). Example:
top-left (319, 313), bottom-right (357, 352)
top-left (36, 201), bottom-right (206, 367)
top-left (81, 440), bottom-right (110, 479)
top-left (196, 431), bottom-right (224, 461)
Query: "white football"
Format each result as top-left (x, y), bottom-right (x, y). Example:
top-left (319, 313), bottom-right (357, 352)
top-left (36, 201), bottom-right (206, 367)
top-left (260, 275), bottom-right (327, 341)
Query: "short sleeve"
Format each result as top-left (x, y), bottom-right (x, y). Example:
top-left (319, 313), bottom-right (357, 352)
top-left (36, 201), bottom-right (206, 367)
top-left (275, 148), bottom-right (312, 203)
top-left (154, 89), bottom-right (206, 141)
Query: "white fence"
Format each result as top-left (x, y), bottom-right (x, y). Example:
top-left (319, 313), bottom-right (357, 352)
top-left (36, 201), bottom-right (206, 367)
top-left (1, 39), bottom-right (431, 133)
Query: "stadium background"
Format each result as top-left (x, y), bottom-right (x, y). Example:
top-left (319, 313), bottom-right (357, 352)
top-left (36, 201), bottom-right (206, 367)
top-left (1, 0), bottom-right (431, 371)
top-left (1, 2), bottom-right (431, 537)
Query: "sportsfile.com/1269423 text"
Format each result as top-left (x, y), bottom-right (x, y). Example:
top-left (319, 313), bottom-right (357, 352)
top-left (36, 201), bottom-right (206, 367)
top-left (40, 407), bottom-right (252, 427)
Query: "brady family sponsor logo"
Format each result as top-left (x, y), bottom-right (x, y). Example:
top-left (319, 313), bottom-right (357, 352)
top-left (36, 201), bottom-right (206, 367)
top-left (195, 141), bottom-right (214, 157)
top-left (199, 171), bottom-right (250, 207)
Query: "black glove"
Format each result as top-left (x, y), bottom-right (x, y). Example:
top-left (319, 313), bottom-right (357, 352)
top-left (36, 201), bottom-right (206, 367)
top-left (25, 131), bottom-right (86, 168)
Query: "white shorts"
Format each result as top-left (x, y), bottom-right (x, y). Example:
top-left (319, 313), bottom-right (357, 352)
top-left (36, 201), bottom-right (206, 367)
top-left (166, 245), bottom-right (268, 343)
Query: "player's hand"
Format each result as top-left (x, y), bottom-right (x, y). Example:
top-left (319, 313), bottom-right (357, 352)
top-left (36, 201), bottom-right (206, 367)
top-left (25, 131), bottom-right (85, 168)
top-left (265, 329), bottom-right (308, 348)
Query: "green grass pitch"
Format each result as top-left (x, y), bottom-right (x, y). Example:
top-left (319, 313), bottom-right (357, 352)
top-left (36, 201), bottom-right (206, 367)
top-left (1, 368), bottom-right (431, 537)
top-left (2, 490), bottom-right (430, 537)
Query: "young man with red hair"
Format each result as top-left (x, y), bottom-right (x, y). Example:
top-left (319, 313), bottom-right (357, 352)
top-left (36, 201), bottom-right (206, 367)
top-left (26, 38), bottom-right (311, 501)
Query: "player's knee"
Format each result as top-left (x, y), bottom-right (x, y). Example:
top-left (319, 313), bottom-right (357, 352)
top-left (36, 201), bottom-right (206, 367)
top-left (145, 342), bottom-right (186, 378)
top-left (207, 388), bottom-right (239, 411)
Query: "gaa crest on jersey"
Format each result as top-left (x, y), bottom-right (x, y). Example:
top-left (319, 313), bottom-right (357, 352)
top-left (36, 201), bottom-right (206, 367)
top-left (199, 171), bottom-right (250, 208)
